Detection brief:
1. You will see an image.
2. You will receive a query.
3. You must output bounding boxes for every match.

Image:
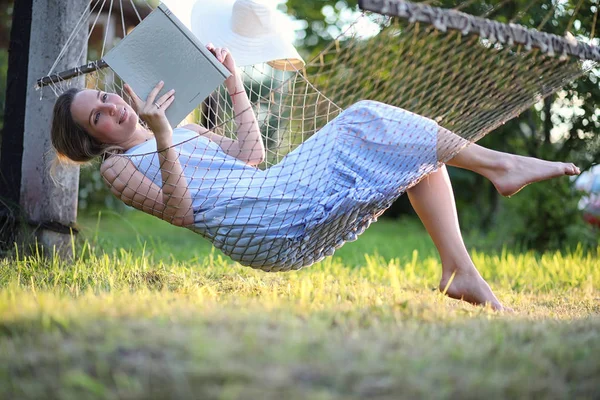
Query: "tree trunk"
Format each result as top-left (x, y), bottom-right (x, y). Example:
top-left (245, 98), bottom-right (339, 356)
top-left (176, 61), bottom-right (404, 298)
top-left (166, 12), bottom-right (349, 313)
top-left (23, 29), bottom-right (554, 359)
top-left (0, 0), bottom-right (30, 250)
top-left (19, 0), bottom-right (87, 254)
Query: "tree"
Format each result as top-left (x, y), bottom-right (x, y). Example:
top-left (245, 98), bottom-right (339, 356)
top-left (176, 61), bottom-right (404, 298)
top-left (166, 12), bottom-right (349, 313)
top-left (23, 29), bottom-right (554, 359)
top-left (0, 0), bottom-right (28, 250)
top-left (0, 0), bottom-right (13, 132)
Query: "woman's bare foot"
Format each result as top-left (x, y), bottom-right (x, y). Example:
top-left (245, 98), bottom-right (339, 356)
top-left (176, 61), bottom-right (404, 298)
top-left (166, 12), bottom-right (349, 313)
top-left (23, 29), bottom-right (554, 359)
top-left (439, 265), bottom-right (506, 311)
top-left (487, 154), bottom-right (580, 197)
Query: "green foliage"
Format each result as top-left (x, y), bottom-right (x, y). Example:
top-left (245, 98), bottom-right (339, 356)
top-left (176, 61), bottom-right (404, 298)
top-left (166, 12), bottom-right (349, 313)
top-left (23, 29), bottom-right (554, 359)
top-left (283, 0), bottom-right (358, 57)
top-left (502, 180), bottom-right (596, 250)
top-left (78, 165), bottom-right (125, 212)
top-left (465, 178), bottom-right (598, 251)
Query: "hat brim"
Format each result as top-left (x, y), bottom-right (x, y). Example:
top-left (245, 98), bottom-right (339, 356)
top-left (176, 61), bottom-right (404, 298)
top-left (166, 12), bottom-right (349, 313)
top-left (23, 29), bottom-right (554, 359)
top-left (191, 0), bottom-right (305, 71)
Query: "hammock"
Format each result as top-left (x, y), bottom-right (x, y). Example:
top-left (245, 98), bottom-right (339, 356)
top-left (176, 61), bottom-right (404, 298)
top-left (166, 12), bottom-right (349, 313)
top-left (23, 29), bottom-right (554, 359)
top-left (39, 0), bottom-right (599, 271)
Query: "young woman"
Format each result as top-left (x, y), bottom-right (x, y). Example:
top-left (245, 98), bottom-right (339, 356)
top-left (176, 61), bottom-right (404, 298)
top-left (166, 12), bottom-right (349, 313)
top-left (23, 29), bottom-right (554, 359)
top-left (51, 46), bottom-right (580, 311)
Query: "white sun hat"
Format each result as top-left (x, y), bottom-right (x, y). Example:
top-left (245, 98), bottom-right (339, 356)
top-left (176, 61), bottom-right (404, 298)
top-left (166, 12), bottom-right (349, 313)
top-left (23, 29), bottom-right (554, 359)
top-left (190, 0), bottom-right (305, 71)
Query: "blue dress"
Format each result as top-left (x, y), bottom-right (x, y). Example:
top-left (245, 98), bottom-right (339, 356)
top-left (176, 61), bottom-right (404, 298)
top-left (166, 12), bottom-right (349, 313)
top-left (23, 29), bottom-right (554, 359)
top-left (125, 100), bottom-right (439, 271)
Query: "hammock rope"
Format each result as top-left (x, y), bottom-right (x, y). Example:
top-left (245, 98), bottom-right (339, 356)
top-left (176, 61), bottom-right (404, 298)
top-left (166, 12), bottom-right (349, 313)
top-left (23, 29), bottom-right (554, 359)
top-left (40, 0), bottom-right (599, 271)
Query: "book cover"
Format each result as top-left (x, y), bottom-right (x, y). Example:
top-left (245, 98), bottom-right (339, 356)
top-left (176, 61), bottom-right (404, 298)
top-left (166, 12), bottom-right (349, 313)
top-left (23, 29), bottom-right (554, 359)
top-left (104, 3), bottom-right (231, 128)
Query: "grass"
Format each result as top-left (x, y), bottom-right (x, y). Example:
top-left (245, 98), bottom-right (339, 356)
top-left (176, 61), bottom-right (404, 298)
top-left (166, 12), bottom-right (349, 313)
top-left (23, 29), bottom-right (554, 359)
top-left (0, 210), bottom-right (599, 399)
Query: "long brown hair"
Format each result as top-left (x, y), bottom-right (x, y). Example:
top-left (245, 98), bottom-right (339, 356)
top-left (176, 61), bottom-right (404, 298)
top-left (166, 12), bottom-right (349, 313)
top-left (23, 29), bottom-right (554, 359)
top-left (50, 88), bottom-right (117, 164)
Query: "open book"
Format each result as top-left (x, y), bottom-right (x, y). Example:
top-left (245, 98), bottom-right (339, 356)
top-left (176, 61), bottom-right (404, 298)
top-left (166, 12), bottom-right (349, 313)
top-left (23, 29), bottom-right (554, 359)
top-left (104, 3), bottom-right (231, 128)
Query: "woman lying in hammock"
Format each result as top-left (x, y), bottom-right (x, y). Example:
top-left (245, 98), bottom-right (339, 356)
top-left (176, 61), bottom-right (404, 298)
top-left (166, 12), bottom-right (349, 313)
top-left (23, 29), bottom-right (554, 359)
top-left (51, 46), bottom-right (579, 311)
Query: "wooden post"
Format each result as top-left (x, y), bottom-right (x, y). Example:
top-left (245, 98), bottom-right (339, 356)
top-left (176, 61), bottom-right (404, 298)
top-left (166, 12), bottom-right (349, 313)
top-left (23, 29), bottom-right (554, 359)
top-left (0, 0), bottom-right (32, 249)
top-left (20, 0), bottom-right (88, 253)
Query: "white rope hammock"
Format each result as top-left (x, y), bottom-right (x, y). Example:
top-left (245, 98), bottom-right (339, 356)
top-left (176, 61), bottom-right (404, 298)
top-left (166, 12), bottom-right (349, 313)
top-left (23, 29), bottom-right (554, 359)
top-left (39, 0), bottom-right (598, 271)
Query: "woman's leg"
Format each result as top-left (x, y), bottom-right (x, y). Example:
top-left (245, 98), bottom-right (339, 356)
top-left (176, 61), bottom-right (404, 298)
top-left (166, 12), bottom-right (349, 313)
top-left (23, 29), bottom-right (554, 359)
top-left (407, 166), bottom-right (504, 310)
top-left (437, 127), bottom-right (580, 196)
top-left (406, 127), bottom-right (579, 310)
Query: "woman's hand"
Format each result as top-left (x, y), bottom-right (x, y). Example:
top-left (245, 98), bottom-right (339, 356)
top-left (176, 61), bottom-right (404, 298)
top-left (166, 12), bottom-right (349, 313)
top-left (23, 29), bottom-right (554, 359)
top-left (123, 82), bottom-right (193, 224)
top-left (124, 81), bottom-right (175, 139)
top-left (206, 43), bottom-right (238, 91)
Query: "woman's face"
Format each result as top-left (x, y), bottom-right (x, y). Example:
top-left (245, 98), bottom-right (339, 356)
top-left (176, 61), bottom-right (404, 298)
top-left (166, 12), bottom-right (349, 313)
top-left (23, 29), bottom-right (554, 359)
top-left (70, 89), bottom-right (137, 145)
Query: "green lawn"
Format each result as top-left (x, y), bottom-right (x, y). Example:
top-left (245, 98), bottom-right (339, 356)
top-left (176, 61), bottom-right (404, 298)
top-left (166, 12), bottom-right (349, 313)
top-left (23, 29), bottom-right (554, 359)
top-left (0, 211), bottom-right (599, 399)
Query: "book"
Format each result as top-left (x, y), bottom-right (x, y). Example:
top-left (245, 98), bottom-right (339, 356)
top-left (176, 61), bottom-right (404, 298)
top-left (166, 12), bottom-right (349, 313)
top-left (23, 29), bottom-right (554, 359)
top-left (104, 3), bottom-right (231, 128)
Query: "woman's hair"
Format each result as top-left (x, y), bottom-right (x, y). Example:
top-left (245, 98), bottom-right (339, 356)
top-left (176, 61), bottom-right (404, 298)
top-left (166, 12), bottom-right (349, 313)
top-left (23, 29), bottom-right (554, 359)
top-left (51, 88), bottom-right (116, 164)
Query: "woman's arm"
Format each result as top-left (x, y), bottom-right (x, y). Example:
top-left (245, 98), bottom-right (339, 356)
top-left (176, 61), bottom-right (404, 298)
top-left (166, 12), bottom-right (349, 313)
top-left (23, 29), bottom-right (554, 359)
top-left (100, 156), bottom-right (194, 226)
top-left (111, 82), bottom-right (194, 226)
top-left (197, 45), bottom-right (265, 166)
top-left (182, 122), bottom-right (264, 166)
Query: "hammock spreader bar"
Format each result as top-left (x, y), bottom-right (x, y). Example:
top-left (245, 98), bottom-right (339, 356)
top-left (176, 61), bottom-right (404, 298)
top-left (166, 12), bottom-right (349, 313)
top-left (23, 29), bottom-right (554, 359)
top-left (36, 59), bottom-right (109, 89)
top-left (359, 0), bottom-right (600, 62)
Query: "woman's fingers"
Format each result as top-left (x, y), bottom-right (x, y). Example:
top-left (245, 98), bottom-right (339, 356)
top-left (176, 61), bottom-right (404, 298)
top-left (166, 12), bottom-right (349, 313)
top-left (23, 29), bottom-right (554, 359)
top-left (125, 81), bottom-right (174, 116)
top-left (205, 46), bottom-right (230, 62)
top-left (219, 48), bottom-right (229, 62)
top-left (206, 43), bottom-right (217, 57)
top-left (156, 89), bottom-right (175, 106)
top-left (161, 95), bottom-right (176, 110)
top-left (146, 81), bottom-right (165, 105)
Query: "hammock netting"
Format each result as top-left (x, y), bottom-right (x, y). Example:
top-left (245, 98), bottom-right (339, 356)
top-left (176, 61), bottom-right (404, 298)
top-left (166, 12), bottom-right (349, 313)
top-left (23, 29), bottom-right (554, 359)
top-left (39, 0), bottom-right (599, 271)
